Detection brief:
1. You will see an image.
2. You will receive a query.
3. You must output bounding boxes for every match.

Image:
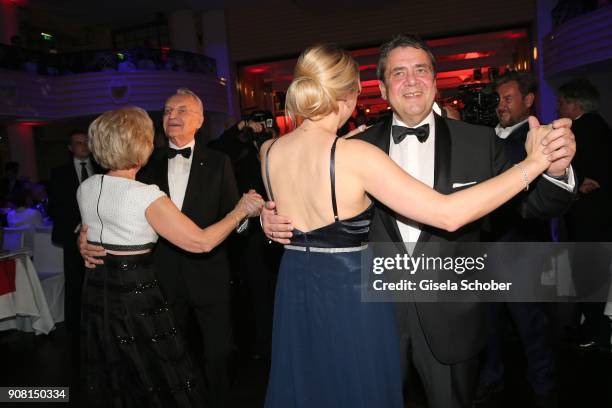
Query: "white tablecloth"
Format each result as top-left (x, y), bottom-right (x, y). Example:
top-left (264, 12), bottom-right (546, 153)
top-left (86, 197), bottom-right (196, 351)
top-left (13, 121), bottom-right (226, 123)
top-left (0, 251), bottom-right (55, 335)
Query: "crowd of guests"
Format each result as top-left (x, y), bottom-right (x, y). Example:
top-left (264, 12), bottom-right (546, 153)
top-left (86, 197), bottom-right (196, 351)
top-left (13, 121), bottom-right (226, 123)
top-left (0, 35), bottom-right (217, 77)
top-left (1, 31), bottom-right (610, 408)
top-left (0, 162), bottom-right (50, 245)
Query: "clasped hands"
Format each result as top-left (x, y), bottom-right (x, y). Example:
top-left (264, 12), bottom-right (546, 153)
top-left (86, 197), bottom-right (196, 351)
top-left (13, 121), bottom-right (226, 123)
top-left (262, 116), bottom-right (577, 245)
top-left (78, 189), bottom-right (264, 268)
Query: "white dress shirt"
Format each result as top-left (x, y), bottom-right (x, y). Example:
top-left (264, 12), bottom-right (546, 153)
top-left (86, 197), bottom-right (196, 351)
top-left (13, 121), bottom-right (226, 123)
top-left (167, 139), bottom-right (196, 211)
top-left (389, 111), bottom-right (436, 248)
top-left (73, 157), bottom-right (94, 184)
top-left (389, 113), bottom-right (574, 251)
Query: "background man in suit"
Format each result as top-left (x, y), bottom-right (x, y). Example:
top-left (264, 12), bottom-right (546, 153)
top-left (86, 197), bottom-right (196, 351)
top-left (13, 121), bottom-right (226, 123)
top-left (0, 161), bottom-right (28, 204)
top-left (476, 72), bottom-right (565, 408)
top-left (557, 78), bottom-right (612, 350)
top-left (48, 130), bottom-right (97, 334)
top-left (80, 89), bottom-right (241, 408)
top-left (262, 35), bottom-right (576, 408)
top-left (48, 130), bottom-right (99, 398)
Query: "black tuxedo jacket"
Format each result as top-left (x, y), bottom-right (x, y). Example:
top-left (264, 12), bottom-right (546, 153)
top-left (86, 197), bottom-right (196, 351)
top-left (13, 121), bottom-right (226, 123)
top-left (571, 112), bottom-right (611, 192)
top-left (137, 142), bottom-right (240, 304)
top-left (355, 114), bottom-right (575, 364)
top-left (49, 160), bottom-right (102, 246)
top-left (565, 111), bottom-right (612, 241)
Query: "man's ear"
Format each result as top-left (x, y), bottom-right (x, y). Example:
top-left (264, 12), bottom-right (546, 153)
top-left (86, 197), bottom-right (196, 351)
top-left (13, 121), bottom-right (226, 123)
top-left (524, 92), bottom-right (535, 109)
top-left (379, 80), bottom-right (388, 101)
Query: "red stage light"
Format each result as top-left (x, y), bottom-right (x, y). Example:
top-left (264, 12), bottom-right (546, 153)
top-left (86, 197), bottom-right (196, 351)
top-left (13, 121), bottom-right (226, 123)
top-left (359, 64), bottom-right (377, 71)
top-left (360, 80), bottom-right (380, 88)
top-left (245, 66), bottom-right (271, 74)
top-left (506, 32), bottom-right (527, 39)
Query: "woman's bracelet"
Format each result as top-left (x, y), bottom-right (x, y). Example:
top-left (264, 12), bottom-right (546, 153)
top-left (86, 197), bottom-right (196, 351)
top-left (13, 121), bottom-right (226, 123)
top-left (514, 163), bottom-right (529, 192)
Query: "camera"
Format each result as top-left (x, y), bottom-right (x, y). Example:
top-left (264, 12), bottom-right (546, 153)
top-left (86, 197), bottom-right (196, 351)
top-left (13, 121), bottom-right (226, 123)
top-left (458, 83), bottom-right (500, 127)
top-left (249, 110), bottom-right (275, 129)
top-left (243, 110), bottom-right (275, 149)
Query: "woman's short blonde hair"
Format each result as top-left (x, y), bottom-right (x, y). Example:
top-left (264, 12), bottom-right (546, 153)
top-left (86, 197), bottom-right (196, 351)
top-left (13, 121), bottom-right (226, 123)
top-left (285, 44), bottom-right (360, 126)
top-left (88, 106), bottom-right (154, 170)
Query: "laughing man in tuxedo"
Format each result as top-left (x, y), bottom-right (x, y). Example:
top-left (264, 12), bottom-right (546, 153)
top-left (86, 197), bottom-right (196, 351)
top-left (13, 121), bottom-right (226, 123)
top-left (262, 34), bottom-right (577, 408)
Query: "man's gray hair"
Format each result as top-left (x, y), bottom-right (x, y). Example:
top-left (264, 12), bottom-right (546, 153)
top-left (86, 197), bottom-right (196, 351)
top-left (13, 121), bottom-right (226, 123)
top-left (557, 78), bottom-right (600, 113)
top-left (175, 88), bottom-right (204, 115)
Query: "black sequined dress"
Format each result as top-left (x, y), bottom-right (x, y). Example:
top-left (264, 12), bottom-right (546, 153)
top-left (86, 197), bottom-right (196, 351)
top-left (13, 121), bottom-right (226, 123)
top-left (81, 254), bottom-right (204, 407)
top-left (77, 174), bottom-right (205, 407)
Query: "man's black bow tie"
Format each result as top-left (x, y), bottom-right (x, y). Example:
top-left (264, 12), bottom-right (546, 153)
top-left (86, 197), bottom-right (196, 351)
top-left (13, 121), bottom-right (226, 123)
top-left (391, 124), bottom-right (430, 144)
top-left (167, 147), bottom-right (192, 159)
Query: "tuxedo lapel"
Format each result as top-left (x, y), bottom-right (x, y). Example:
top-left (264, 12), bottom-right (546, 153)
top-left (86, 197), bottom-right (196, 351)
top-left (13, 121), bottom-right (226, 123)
top-left (154, 150), bottom-right (170, 196)
top-left (181, 143), bottom-right (209, 216)
top-left (432, 113), bottom-right (452, 194)
top-left (362, 117), bottom-right (404, 244)
top-left (416, 114), bottom-right (452, 250)
top-left (70, 165), bottom-right (80, 192)
top-left (372, 116), bottom-right (392, 154)
top-left (355, 115), bottom-right (392, 153)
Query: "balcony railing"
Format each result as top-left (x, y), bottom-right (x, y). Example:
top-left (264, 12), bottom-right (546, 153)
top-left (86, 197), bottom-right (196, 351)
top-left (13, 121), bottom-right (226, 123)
top-left (0, 46), bottom-right (217, 76)
top-left (543, 5), bottom-right (612, 77)
top-left (0, 69), bottom-right (227, 120)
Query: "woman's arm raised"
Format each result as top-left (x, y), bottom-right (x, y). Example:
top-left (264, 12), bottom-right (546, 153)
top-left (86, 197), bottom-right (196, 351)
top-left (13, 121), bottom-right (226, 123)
top-left (348, 117), bottom-right (552, 232)
top-left (145, 191), bottom-right (263, 253)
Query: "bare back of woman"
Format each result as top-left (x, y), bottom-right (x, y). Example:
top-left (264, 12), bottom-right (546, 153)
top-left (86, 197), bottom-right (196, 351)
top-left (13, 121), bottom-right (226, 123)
top-left (261, 128), bottom-right (370, 233)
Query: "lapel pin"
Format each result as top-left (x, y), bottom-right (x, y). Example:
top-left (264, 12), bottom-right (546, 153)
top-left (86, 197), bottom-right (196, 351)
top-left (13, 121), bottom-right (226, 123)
top-left (200, 161), bottom-right (204, 166)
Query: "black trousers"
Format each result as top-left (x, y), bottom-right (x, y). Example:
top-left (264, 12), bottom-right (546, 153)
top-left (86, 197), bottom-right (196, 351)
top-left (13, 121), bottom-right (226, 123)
top-left (170, 292), bottom-right (231, 408)
top-left (398, 301), bottom-right (479, 408)
top-left (479, 302), bottom-right (555, 396)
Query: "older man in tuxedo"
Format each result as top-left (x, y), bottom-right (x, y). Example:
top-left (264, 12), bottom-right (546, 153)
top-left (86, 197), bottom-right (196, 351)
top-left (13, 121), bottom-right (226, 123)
top-left (263, 34), bottom-right (577, 408)
top-left (80, 89), bottom-right (242, 408)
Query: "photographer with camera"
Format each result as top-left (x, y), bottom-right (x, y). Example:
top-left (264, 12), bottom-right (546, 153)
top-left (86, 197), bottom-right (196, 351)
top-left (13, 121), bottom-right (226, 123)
top-left (209, 111), bottom-right (280, 361)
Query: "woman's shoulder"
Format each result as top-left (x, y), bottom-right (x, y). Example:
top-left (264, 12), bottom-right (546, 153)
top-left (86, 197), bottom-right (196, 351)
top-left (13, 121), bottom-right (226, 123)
top-left (259, 136), bottom-right (286, 161)
top-left (260, 138), bottom-right (275, 153)
top-left (77, 174), bottom-right (102, 196)
top-left (126, 180), bottom-right (166, 205)
top-left (337, 136), bottom-right (384, 156)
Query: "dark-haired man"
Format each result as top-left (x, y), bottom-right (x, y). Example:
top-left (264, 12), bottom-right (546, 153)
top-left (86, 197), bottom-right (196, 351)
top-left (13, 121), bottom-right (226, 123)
top-left (476, 71), bottom-right (567, 408)
top-left (263, 34), bottom-right (577, 408)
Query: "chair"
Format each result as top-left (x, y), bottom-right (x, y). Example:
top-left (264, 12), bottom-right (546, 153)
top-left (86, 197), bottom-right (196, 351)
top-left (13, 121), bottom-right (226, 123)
top-left (33, 226), bottom-right (65, 323)
top-left (33, 227), bottom-right (63, 274)
top-left (2, 226), bottom-right (28, 251)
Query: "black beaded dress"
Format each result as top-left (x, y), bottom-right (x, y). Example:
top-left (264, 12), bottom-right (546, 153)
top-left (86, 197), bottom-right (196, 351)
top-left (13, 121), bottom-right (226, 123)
top-left (77, 174), bottom-right (204, 407)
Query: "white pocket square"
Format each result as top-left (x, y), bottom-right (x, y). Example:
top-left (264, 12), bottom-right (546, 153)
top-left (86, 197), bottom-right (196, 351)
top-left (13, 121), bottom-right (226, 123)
top-left (452, 181), bottom-right (477, 188)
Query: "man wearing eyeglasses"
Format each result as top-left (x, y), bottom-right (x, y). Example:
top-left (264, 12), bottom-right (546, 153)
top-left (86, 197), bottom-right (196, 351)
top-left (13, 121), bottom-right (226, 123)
top-left (80, 88), bottom-right (241, 408)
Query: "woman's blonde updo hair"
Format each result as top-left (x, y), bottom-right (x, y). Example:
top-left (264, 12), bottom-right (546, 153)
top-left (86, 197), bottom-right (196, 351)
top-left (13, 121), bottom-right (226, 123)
top-left (88, 106), bottom-right (154, 170)
top-left (285, 44), bottom-right (360, 126)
